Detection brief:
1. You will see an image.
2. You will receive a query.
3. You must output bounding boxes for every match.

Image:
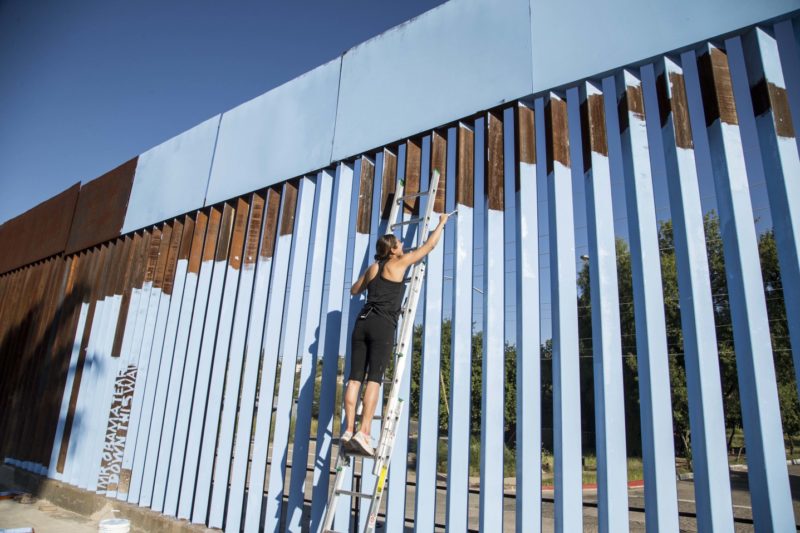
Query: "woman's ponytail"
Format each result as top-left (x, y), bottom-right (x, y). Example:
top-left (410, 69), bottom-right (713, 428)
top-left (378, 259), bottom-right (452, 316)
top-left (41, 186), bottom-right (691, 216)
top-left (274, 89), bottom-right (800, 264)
top-left (374, 234), bottom-right (398, 262)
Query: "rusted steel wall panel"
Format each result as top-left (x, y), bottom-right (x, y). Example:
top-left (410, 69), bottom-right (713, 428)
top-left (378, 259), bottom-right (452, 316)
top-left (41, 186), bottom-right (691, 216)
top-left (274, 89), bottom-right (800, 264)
top-left (65, 159), bottom-right (137, 255)
top-left (0, 183), bottom-right (80, 275)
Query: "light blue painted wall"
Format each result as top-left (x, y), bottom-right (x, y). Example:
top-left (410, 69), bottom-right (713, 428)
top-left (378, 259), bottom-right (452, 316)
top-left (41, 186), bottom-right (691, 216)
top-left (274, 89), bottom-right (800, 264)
top-left (121, 0), bottom-right (798, 232)
top-left (122, 115), bottom-right (220, 233)
top-left (204, 59), bottom-right (340, 206)
top-left (331, 0), bottom-right (533, 161)
top-left (529, 0), bottom-right (800, 92)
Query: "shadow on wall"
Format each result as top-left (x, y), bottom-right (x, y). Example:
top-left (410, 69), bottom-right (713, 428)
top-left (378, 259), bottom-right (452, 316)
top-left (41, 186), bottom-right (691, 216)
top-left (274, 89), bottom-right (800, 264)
top-left (0, 273), bottom-right (91, 489)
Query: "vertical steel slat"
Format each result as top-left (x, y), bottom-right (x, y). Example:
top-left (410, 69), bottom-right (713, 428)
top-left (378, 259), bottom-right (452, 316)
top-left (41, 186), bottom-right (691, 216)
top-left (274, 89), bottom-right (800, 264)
top-left (49, 301), bottom-right (90, 480)
top-left (514, 101), bottom-right (541, 533)
top-left (774, 19), bottom-right (800, 157)
top-left (480, 108), bottom-right (505, 530)
top-left (124, 220), bottom-right (185, 502)
top-left (97, 233), bottom-right (145, 495)
top-left (651, 57), bottom-right (734, 532)
top-left (164, 206), bottom-right (224, 516)
top-left (414, 129), bottom-right (447, 532)
top-left (544, 92), bottom-right (583, 533)
top-left (332, 158), bottom-right (368, 533)
top-left (446, 121), bottom-right (474, 531)
top-left (264, 176), bottom-right (317, 530)
top-left (742, 28), bottom-right (800, 399)
top-left (151, 211), bottom-right (209, 511)
top-left (113, 225), bottom-right (171, 497)
top-left (686, 43), bottom-right (794, 531)
top-left (202, 192), bottom-right (265, 526)
top-left (136, 216), bottom-right (196, 506)
top-left (578, 81), bottom-right (630, 533)
top-left (615, 69), bottom-right (680, 530)
top-left (191, 197), bottom-right (250, 523)
top-left (309, 163), bottom-right (355, 533)
top-left (242, 182), bottom-right (297, 533)
top-left (215, 188), bottom-right (281, 531)
top-left (285, 169), bottom-right (334, 531)
top-left (358, 154), bottom-right (384, 533)
top-left (177, 203), bottom-right (236, 519)
top-left (384, 139), bottom-right (423, 533)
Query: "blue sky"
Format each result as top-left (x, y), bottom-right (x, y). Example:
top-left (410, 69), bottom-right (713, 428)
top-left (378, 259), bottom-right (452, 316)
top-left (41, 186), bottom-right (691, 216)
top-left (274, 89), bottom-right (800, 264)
top-left (0, 0), bottom-right (446, 225)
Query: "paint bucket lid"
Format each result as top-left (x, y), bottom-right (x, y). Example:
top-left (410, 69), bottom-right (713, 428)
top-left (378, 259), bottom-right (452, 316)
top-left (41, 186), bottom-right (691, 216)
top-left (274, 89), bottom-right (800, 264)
top-left (98, 518), bottom-right (130, 532)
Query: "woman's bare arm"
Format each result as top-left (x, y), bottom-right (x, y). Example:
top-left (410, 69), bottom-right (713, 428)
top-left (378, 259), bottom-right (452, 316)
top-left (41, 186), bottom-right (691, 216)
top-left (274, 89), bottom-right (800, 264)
top-left (397, 213), bottom-right (450, 267)
top-left (351, 262), bottom-right (379, 295)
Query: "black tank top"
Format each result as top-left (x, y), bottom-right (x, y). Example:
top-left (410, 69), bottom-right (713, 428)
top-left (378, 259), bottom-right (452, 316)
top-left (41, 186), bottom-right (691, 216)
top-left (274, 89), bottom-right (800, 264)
top-left (365, 261), bottom-right (406, 327)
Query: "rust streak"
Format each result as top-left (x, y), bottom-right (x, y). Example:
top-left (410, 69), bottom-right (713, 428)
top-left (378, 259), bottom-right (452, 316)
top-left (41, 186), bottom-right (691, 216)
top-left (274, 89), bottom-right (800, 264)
top-left (261, 187), bottom-right (282, 259)
top-left (144, 227), bottom-right (163, 284)
top-left (380, 150), bottom-right (397, 220)
top-left (357, 157), bottom-right (376, 234)
top-left (456, 123), bottom-right (474, 207)
top-left (245, 192), bottom-right (266, 266)
top-left (153, 223), bottom-right (173, 289)
top-left (162, 218), bottom-right (185, 295)
top-left (201, 207), bottom-right (223, 265)
top-left (404, 138), bottom-right (422, 214)
top-left (279, 181), bottom-right (299, 237)
top-left (228, 197), bottom-right (251, 271)
top-left (698, 48), bottom-right (738, 126)
top-left (669, 71), bottom-right (694, 149)
top-left (188, 211), bottom-right (209, 274)
top-left (486, 109), bottom-right (505, 211)
top-left (215, 203), bottom-right (236, 262)
top-left (546, 96), bottom-right (570, 174)
top-left (752, 78), bottom-right (796, 137)
top-left (431, 130), bottom-right (447, 212)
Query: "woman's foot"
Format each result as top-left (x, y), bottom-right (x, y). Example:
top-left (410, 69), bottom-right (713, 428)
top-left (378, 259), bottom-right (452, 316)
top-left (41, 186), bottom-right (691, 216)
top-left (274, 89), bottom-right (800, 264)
top-left (340, 430), bottom-right (353, 447)
top-left (348, 431), bottom-right (374, 457)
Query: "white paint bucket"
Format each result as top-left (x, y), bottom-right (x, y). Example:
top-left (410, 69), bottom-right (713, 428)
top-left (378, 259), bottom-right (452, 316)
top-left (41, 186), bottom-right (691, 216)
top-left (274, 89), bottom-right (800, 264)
top-left (98, 518), bottom-right (130, 532)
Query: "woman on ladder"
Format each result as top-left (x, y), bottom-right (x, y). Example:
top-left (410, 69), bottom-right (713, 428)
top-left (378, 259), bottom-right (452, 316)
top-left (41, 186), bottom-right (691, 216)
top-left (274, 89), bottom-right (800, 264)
top-left (343, 213), bottom-right (450, 456)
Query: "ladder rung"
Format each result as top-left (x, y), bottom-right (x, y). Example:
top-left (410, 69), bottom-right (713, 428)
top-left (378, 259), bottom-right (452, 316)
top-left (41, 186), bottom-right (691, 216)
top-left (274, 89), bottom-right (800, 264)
top-left (390, 217), bottom-right (426, 230)
top-left (396, 190), bottom-right (430, 204)
top-left (335, 489), bottom-right (374, 499)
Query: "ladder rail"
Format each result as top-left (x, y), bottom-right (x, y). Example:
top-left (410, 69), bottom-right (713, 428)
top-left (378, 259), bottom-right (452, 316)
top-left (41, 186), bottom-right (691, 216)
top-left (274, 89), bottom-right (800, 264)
top-left (322, 169), bottom-right (443, 533)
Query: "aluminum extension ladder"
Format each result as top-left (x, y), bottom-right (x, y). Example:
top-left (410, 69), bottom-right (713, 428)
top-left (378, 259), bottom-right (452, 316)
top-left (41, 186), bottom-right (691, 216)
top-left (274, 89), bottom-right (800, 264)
top-left (321, 169), bottom-right (448, 533)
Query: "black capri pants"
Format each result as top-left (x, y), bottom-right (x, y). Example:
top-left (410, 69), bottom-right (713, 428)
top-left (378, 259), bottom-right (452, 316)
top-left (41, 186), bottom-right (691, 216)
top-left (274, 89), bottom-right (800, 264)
top-left (348, 313), bottom-right (396, 384)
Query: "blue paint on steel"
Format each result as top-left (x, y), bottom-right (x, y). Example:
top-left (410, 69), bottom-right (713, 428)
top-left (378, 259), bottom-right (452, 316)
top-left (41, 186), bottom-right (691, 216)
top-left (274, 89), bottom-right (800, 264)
top-left (178, 252), bottom-right (232, 519)
top-left (124, 285), bottom-right (172, 502)
top-left (645, 60), bottom-right (734, 532)
top-left (446, 123), bottom-right (474, 532)
top-left (743, 28), bottom-right (800, 400)
top-left (612, 71), bottom-right (680, 530)
top-left (286, 170), bottom-right (334, 531)
top-left (211, 197), bottom-right (275, 531)
top-left (480, 118), bottom-right (504, 530)
top-left (192, 238), bottom-right (246, 523)
top-left (414, 163), bottom-right (446, 531)
top-left (122, 117), bottom-right (220, 234)
top-left (243, 190), bottom-right (295, 532)
top-left (545, 93), bottom-right (583, 533)
top-left (576, 83), bottom-right (630, 533)
top-left (775, 19), bottom-right (800, 156)
top-left (309, 164), bottom-right (353, 533)
top-left (514, 103), bottom-right (541, 532)
top-left (164, 233), bottom-right (222, 517)
top-left (206, 60), bottom-right (341, 206)
top-left (332, 0), bottom-right (533, 162)
top-left (49, 302), bottom-right (90, 480)
top-left (264, 177), bottom-right (316, 530)
top-left (112, 282), bottom-right (161, 498)
top-left (683, 44), bottom-right (794, 532)
top-left (151, 267), bottom-right (202, 512)
top-left (529, 0), bottom-right (799, 93)
top-left (136, 256), bottom-right (190, 507)
top-left (334, 160), bottom-right (368, 533)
